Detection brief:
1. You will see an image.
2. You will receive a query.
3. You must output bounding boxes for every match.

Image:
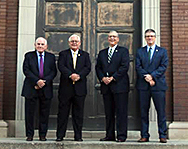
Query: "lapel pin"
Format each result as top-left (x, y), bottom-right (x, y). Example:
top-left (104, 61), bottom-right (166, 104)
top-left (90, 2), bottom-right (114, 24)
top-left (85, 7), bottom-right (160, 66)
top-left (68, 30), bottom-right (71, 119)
top-left (115, 50), bottom-right (118, 52)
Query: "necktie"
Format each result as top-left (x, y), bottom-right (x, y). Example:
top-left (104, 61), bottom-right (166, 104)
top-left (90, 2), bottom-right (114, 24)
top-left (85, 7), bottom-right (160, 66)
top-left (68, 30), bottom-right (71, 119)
top-left (73, 52), bottom-right (77, 69)
top-left (148, 47), bottom-right (152, 62)
top-left (39, 54), bottom-right (44, 78)
top-left (108, 48), bottom-right (113, 63)
top-left (72, 52), bottom-right (77, 84)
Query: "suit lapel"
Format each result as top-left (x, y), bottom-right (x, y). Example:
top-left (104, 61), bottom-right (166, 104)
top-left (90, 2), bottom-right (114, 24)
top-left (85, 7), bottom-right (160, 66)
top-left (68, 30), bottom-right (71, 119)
top-left (67, 49), bottom-right (74, 69)
top-left (75, 50), bottom-right (82, 70)
top-left (33, 51), bottom-right (39, 72)
top-left (111, 45), bottom-right (119, 61)
top-left (142, 46), bottom-right (150, 64)
top-left (104, 48), bottom-right (109, 64)
top-left (43, 51), bottom-right (48, 76)
top-left (150, 45), bottom-right (159, 64)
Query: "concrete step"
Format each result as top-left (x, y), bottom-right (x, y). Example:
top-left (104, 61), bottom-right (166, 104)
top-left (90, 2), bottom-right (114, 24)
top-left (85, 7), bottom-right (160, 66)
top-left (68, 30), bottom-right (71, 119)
top-left (0, 138), bottom-right (188, 149)
top-left (44, 130), bottom-right (140, 139)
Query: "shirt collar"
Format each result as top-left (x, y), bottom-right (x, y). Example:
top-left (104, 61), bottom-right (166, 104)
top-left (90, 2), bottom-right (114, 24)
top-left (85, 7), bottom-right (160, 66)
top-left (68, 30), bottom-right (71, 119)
top-left (36, 51), bottom-right (45, 57)
top-left (147, 44), bottom-right (156, 51)
top-left (109, 44), bottom-right (118, 51)
top-left (71, 49), bottom-right (79, 54)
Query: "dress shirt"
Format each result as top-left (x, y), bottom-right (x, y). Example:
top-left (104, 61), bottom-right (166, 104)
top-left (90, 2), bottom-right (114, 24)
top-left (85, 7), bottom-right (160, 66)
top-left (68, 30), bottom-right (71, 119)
top-left (71, 49), bottom-right (79, 58)
top-left (108, 44), bottom-right (117, 56)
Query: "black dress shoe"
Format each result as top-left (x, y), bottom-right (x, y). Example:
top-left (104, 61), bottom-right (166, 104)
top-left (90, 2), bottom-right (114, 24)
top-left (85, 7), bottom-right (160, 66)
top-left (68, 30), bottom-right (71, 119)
top-left (56, 137), bottom-right (64, 141)
top-left (100, 137), bottom-right (116, 141)
top-left (39, 136), bottom-right (47, 141)
top-left (26, 137), bottom-right (33, 141)
top-left (74, 138), bottom-right (83, 141)
top-left (116, 139), bottom-right (126, 142)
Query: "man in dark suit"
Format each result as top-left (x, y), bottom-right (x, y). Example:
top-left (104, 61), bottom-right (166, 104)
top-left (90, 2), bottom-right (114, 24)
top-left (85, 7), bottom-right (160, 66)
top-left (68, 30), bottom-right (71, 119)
top-left (95, 31), bottom-right (130, 142)
top-left (136, 29), bottom-right (168, 143)
top-left (22, 37), bottom-right (57, 141)
top-left (56, 34), bottom-right (91, 141)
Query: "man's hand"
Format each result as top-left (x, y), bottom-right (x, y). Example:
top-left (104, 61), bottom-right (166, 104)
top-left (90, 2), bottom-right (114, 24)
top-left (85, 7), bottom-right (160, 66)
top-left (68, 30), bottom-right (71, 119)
top-left (37, 79), bottom-right (46, 88)
top-left (108, 77), bottom-right (114, 83)
top-left (144, 74), bottom-right (153, 82)
top-left (149, 80), bottom-right (155, 86)
top-left (102, 77), bottom-right (114, 85)
top-left (71, 73), bottom-right (80, 82)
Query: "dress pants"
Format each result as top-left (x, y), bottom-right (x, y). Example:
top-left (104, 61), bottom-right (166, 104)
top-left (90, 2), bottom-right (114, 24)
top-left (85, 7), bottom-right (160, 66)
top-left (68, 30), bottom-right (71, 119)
top-left (138, 90), bottom-right (167, 139)
top-left (25, 89), bottom-right (51, 137)
top-left (56, 93), bottom-right (86, 139)
top-left (103, 90), bottom-right (128, 140)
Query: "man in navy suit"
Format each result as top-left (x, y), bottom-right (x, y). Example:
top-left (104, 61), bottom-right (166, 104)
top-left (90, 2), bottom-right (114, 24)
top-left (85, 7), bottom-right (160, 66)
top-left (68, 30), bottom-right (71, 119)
top-left (22, 37), bottom-right (57, 141)
top-left (96, 31), bottom-right (130, 142)
top-left (136, 29), bottom-right (168, 143)
top-left (56, 34), bottom-right (91, 141)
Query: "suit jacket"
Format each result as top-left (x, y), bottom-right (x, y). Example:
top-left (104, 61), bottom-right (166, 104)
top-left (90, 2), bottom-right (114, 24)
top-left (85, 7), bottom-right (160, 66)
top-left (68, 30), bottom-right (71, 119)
top-left (58, 49), bottom-right (91, 98)
top-left (22, 51), bottom-right (57, 99)
top-left (136, 45), bottom-right (168, 91)
top-left (95, 45), bottom-right (130, 94)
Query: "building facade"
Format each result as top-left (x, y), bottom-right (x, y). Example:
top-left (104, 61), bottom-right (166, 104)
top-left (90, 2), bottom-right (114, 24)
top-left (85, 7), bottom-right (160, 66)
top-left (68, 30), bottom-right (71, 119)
top-left (0, 0), bottom-right (187, 139)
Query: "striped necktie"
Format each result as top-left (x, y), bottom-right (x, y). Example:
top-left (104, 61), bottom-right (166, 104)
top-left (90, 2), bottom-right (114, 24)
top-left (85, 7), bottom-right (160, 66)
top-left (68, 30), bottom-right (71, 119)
top-left (108, 48), bottom-right (113, 63)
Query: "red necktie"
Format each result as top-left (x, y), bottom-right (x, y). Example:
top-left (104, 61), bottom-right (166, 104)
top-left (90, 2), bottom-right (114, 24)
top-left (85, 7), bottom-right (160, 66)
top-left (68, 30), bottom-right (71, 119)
top-left (39, 54), bottom-right (43, 78)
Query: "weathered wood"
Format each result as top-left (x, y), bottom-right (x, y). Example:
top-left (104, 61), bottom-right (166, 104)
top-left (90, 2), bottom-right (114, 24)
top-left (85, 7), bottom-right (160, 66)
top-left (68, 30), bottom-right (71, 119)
top-left (36, 0), bottom-right (141, 131)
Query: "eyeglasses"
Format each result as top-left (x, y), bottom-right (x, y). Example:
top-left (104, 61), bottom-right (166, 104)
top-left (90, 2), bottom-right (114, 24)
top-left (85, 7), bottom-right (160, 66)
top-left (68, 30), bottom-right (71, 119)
top-left (37, 43), bottom-right (45, 46)
top-left (145, 35), bottom-right (155, 38)
top-left (70, 40), bottom-right (79, 43)
top-left (108, 35), bottom-right (118, 38)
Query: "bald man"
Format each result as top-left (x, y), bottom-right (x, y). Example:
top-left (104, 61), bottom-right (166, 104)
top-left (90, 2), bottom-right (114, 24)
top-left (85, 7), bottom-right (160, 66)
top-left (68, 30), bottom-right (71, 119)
top-left (96, 31), bottom-right (130, 142)
top-left (22, 37), bottom-right (57, 141)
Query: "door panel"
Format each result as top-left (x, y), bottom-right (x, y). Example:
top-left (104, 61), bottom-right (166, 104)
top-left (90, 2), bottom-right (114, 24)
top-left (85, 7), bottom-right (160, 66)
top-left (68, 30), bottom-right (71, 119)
top-left (36, 0), bottom-right (141, 131)
top-left (97, 2), bottom-right (133, 27)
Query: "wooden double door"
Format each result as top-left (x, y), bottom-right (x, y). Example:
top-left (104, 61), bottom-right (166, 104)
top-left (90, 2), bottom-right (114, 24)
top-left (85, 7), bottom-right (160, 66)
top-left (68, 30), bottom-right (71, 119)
top-left (36, 0), bottom-right (141, 131)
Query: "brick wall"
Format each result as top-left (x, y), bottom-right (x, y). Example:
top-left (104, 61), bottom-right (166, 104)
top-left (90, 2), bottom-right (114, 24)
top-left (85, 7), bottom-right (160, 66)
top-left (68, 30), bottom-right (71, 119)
top-left (172, 0), bottom-right (188, 121)
top-left (1, 0), bottom-right (18, 120)
top-left (1, 0), bottom-right (187, 122)
top-left (160, 0), bottom-right (173, 121)
top-left (0, 1), bottom-right (7, 120)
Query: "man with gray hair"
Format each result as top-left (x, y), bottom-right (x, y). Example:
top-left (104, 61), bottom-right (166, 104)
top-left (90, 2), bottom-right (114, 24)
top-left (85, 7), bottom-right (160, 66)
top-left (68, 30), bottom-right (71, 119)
top-left (56, 34), bottom-right (91, 141)
top-left (22, 37), bottom-right (57, 141)
top-left (96, 31), bottom-right (130, 142)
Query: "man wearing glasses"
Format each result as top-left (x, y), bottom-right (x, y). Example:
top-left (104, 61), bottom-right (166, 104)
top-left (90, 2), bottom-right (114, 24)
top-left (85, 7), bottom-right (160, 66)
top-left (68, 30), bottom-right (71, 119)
top-left (136, 29), bottom-right (168, 143)
top-left (96, 30), bottom-right (130, 142)
top-left (56, 34), bottom-right (91, 141)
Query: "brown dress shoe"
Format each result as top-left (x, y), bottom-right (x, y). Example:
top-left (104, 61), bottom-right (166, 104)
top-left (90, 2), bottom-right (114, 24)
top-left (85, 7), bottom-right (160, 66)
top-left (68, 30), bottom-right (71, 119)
top-left (160, 138), bottom-right (167, 143)
top-left (137, 138), bottom-right (149, 142)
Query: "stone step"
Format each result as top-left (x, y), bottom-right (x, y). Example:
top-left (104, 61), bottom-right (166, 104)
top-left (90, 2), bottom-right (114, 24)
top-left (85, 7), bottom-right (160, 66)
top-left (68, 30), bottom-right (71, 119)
top-left (44, 130), bottom-right (140, 139)
top-left (0, 138), bottom-right (188, 149)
